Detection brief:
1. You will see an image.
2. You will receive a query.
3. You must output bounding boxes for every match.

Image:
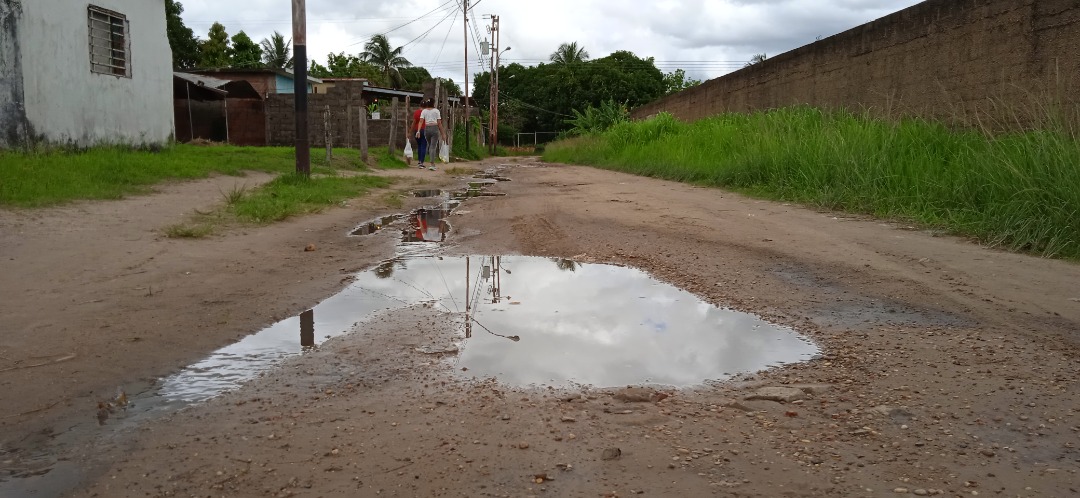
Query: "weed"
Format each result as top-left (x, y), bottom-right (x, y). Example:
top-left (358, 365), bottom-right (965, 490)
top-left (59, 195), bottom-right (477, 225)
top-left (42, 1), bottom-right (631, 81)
top-left (219, 184), bottom-right (249, 205)
top-left (163, 223), bottom-right (214, 238)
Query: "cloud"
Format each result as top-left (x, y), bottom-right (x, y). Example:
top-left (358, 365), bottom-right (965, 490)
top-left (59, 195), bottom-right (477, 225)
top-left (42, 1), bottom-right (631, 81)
top-left (176, 0), bottom-right (923, 83)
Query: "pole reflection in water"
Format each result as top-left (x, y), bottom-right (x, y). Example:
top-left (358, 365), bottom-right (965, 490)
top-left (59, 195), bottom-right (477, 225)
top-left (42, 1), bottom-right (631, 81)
top-left (300, 309), bottom-right (315, 350)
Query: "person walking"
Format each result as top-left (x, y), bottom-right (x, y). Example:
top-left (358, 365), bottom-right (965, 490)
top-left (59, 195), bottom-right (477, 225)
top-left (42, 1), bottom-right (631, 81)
top-left (418, 98), bottom-right (447, 171)
top-left (410, 99), bottom-right (427, 169)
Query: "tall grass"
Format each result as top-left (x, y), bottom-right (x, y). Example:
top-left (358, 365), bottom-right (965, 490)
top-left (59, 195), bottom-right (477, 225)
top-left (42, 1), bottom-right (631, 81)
top-left (543, 107), bottom-right (1080, 259)
top-left (0, 144), bottom-right (402, 208)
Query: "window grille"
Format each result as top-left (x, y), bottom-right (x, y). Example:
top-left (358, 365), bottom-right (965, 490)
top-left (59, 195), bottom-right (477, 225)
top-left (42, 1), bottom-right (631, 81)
top-left (88, 6), bottom-right (130, 77)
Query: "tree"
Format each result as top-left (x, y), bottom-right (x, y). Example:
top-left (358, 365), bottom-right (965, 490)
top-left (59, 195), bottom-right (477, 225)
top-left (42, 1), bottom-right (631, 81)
top-left (261, 31), bottom-right (293, 69)
top-left (229, 31), bottom-right (262, 69)
top-left (549, 42), bottom-right (589, 65)
top-left (662, 69), bottom-right (701, 95)
top-left (165, 0), bottom-right (200, 69)
top-left (745, 53), bottom-right (767, 67)
top-left (323, 52), bottom-right (383, 81)
top-left (441, 79), bottom-right (462, 97)
top-left (359, 34), bottom-right (412, 89)
top-left (199, 22), bottom-right (230, 68)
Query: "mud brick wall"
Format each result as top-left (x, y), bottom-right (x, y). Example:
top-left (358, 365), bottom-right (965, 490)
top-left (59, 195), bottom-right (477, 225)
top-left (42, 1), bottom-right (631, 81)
top-left (266, 83), bottom-right (415, 150)
top-left (225, 99), bottom-right (266, 146)
top-left (632, 0), bottom-right (1080, 129)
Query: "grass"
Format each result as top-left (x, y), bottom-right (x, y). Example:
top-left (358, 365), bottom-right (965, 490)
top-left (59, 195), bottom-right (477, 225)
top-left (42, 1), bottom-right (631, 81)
top-left (543, 107), bottom-right (1080, 259)
top-left (229, 172), bottom-right (391, 224)
top-left (0, 144), bottom-right (405, 208)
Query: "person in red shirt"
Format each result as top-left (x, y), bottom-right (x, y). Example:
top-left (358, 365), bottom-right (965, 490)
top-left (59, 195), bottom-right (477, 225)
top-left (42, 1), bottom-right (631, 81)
top-left (410, 99), bottom-right (429, 169)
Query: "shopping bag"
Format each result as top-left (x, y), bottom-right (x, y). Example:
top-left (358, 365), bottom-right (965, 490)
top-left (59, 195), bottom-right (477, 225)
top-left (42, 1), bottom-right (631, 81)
top-left (403, 139), bottom-right (413, 159)
top-left (439, 140), bottom-right (450, 163)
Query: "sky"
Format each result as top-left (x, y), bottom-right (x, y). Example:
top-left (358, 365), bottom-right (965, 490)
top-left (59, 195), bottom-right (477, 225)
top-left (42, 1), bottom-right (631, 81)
top-left (177, 0), bottom-right (926, 86)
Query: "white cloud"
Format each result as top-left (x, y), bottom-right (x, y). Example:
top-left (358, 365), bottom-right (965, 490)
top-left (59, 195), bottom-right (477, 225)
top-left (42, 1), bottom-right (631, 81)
top-left (177, 0), bottom-right (924, 83)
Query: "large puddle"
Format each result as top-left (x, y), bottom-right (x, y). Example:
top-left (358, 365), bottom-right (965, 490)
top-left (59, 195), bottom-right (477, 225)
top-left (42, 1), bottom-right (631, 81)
top-left (161, 256), bottom-right (817, 399)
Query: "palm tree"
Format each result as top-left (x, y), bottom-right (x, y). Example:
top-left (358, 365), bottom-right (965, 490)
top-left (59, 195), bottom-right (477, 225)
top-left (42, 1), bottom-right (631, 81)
top-left (359, 34), bottom-right (411, 89)
top-left (549, 42), bottom-right (589, 65)
top-left (260, 31), bottom-right (292, 69)
top-left (744, 53), bottom-right (767, 68)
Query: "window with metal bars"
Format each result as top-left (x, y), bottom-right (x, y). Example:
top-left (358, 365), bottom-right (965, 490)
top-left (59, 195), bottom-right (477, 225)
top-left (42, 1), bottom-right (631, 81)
top-left (87, 5), bottom-right (130, 77)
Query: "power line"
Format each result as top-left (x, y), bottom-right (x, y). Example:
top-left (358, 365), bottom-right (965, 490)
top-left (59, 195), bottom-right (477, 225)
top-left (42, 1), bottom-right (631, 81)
top-left (343, 0), bottom-right (459, 48)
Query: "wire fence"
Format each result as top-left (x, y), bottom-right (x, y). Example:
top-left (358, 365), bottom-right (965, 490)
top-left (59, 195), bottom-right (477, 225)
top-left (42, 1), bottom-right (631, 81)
top-left (514, 132), bottom-right (558, 148)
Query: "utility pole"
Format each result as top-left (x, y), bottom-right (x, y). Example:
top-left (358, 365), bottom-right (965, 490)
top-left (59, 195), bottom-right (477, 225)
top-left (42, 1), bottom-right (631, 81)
top-left (487, 15), bottom-right (499, 154)
top-left (463, 0), bottom-right (470, 151)
top-left (291, 0), bottom-right (309, 175)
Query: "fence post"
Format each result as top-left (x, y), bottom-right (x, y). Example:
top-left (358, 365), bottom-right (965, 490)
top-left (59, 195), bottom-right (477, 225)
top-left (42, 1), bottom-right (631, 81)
top-left (358, 88), bottom-right (369, 163)
top-left (388, 97), bottom-right (399, 159)
top-left (324, 105), bottom-right (332, 163)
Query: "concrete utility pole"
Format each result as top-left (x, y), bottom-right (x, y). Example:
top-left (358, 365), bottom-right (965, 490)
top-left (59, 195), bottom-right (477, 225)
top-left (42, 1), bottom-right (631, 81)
top-left (291, 0), bottom-right (309, 175)
top-left (463, 0), bottom-right (469, 151)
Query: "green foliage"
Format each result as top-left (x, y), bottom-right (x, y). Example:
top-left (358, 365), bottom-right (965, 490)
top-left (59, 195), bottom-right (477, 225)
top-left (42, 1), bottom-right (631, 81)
top-left (745, 53), bottom-right (767, 67)
top-left (261, 31), bottom-right (292, 69)
top-left (165, 0), bottom-right (200, 69)
top-left (451, 117), bottom-right (489, 161)
top-left (199, 22), bottom-right (230, 68)
top-left (229, 31), bottom-right (263, 69)
top-left (229, 173), bottom-right (390, 224)
top-left (471, 45), bottom-right (665, 135)
top-left (662, 69), bottom-right (701, 95)
top-left (566, 100), bottom-right (629, 136)
top-left (359, 35), bottom-right (411, 89)
top-left (544, 107), bottom-right (1080, 259)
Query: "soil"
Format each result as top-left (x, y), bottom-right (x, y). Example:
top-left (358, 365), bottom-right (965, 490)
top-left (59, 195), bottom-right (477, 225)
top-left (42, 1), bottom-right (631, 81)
top-left (1, 157), bottom-right (1078, 498)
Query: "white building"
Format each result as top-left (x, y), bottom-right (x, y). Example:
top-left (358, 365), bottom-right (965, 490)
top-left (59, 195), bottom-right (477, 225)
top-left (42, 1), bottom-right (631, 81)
top-left (0, 0), bottom-right (173, 148)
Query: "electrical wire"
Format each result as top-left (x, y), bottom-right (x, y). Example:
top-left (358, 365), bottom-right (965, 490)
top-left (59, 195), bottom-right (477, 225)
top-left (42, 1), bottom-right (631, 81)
top-left (343, 0), bottom-right (459, 48)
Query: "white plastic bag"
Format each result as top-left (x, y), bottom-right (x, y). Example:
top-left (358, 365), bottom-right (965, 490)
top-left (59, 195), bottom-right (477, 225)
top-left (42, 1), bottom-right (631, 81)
top-left (403, 138), bottom-right (413, 159)
top-left (439, 140), bottom-right (450, 163)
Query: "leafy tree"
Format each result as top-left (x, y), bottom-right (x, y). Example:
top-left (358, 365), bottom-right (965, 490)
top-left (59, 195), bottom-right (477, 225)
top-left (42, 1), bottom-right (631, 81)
top-left (549, 42), bottom-right (589, 65)
top-left (199, 22), bottom-right (230, 68)
top-left (261, 31), bottom-right (293, 69)
top-left (359, 34), bottom-right (412, 89)
top-left (662, 69), bottom-right (701, 95)
top-left (323, 52), bottom-right (383, 82)
top-left (442, 79), bottom-right (462, 97)
top-left (229, 31), bottom-right (262, 69)
top-left (309, 60), bottom-right (331, 78)
top-left (165, 0), bottom-right (200, 69)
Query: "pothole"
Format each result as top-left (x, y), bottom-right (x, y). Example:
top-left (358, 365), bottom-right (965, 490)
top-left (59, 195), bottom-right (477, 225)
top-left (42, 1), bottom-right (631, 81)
top-left (160, 256), bottom-right (818, 399)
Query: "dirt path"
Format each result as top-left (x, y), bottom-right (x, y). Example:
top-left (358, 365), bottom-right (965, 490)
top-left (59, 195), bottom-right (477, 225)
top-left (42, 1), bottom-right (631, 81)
top-left (2, 159), bottom-right (1078, 497)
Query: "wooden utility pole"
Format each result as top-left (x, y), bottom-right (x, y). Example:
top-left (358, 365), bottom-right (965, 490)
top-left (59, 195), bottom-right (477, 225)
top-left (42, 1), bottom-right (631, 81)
top-left (487, 15), bottom-right (499, 154)
top-left (291, 0), bottom-right (309, 175)
top-left (463, 0), bottom-right (470, 151)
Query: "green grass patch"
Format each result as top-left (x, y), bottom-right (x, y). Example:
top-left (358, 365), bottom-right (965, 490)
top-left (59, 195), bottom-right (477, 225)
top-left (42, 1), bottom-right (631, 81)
top-left (0, 144), bottom-right (401, 208)
top-left (543, 107), bottom-right (1080, 259)
top-left (229, 172), bottom-right (391, 224)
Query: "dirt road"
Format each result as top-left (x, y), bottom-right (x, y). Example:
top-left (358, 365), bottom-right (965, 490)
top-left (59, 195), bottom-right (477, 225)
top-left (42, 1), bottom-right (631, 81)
top-left (1, 158), bottom-right (1078, 497)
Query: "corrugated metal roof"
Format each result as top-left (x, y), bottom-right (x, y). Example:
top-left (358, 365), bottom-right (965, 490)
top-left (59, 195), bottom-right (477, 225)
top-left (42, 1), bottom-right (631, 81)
top-left (174, 72), bottom-right (231, 91)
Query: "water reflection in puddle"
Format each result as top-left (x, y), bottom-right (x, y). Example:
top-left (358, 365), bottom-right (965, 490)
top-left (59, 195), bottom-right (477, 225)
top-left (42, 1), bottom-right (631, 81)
top-left (160, 256), bottom-right (818, 400)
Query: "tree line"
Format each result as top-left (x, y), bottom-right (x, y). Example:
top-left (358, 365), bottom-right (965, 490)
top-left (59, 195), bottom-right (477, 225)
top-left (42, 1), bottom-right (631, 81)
top-left (166, 2), bottom-right (702, 135)
top-left (472, 42), bottom-right (701, 136)
top-left (165, 0), bottom-right (460, 94)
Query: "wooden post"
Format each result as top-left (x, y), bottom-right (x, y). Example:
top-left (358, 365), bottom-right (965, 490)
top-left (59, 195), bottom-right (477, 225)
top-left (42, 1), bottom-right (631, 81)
top-left (388, 97), bottom-right (399, 159)
top-left (443, 97), bottom-right (453, 163)
top-left (324, 105), bottom-right (332, 163)
top-left (404, 96), bottom-right (411, 165)
top-left (358, 89), bottom-right (369, 163)
top-left (291, 0), bottom-right (310, 175)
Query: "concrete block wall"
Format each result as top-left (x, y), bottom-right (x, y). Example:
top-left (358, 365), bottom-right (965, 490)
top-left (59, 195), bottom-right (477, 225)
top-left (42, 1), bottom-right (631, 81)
top-left (266, 82), bottom-right (416, 150)
top-left (632, 0), bottom-right (1080, 130)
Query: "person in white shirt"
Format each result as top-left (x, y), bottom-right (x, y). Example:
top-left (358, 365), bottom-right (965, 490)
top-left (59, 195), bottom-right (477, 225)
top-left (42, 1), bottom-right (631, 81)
top-left (417, 99), bottom-right (447, 170)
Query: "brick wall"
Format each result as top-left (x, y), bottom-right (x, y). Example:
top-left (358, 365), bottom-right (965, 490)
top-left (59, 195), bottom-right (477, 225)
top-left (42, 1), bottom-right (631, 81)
top-left (631, 0), bottom-right (1080, 129)
top-left (266, 81), bottom-right (417, 150)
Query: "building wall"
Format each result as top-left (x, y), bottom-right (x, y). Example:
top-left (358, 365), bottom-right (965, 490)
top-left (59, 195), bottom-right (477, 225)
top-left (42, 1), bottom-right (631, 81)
top-left (631, 0), bottom-right (1080, 130)
top-left (0, 0), bottom-right (28, 147)
top-left (17, 0), bottom-right (173, 146)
